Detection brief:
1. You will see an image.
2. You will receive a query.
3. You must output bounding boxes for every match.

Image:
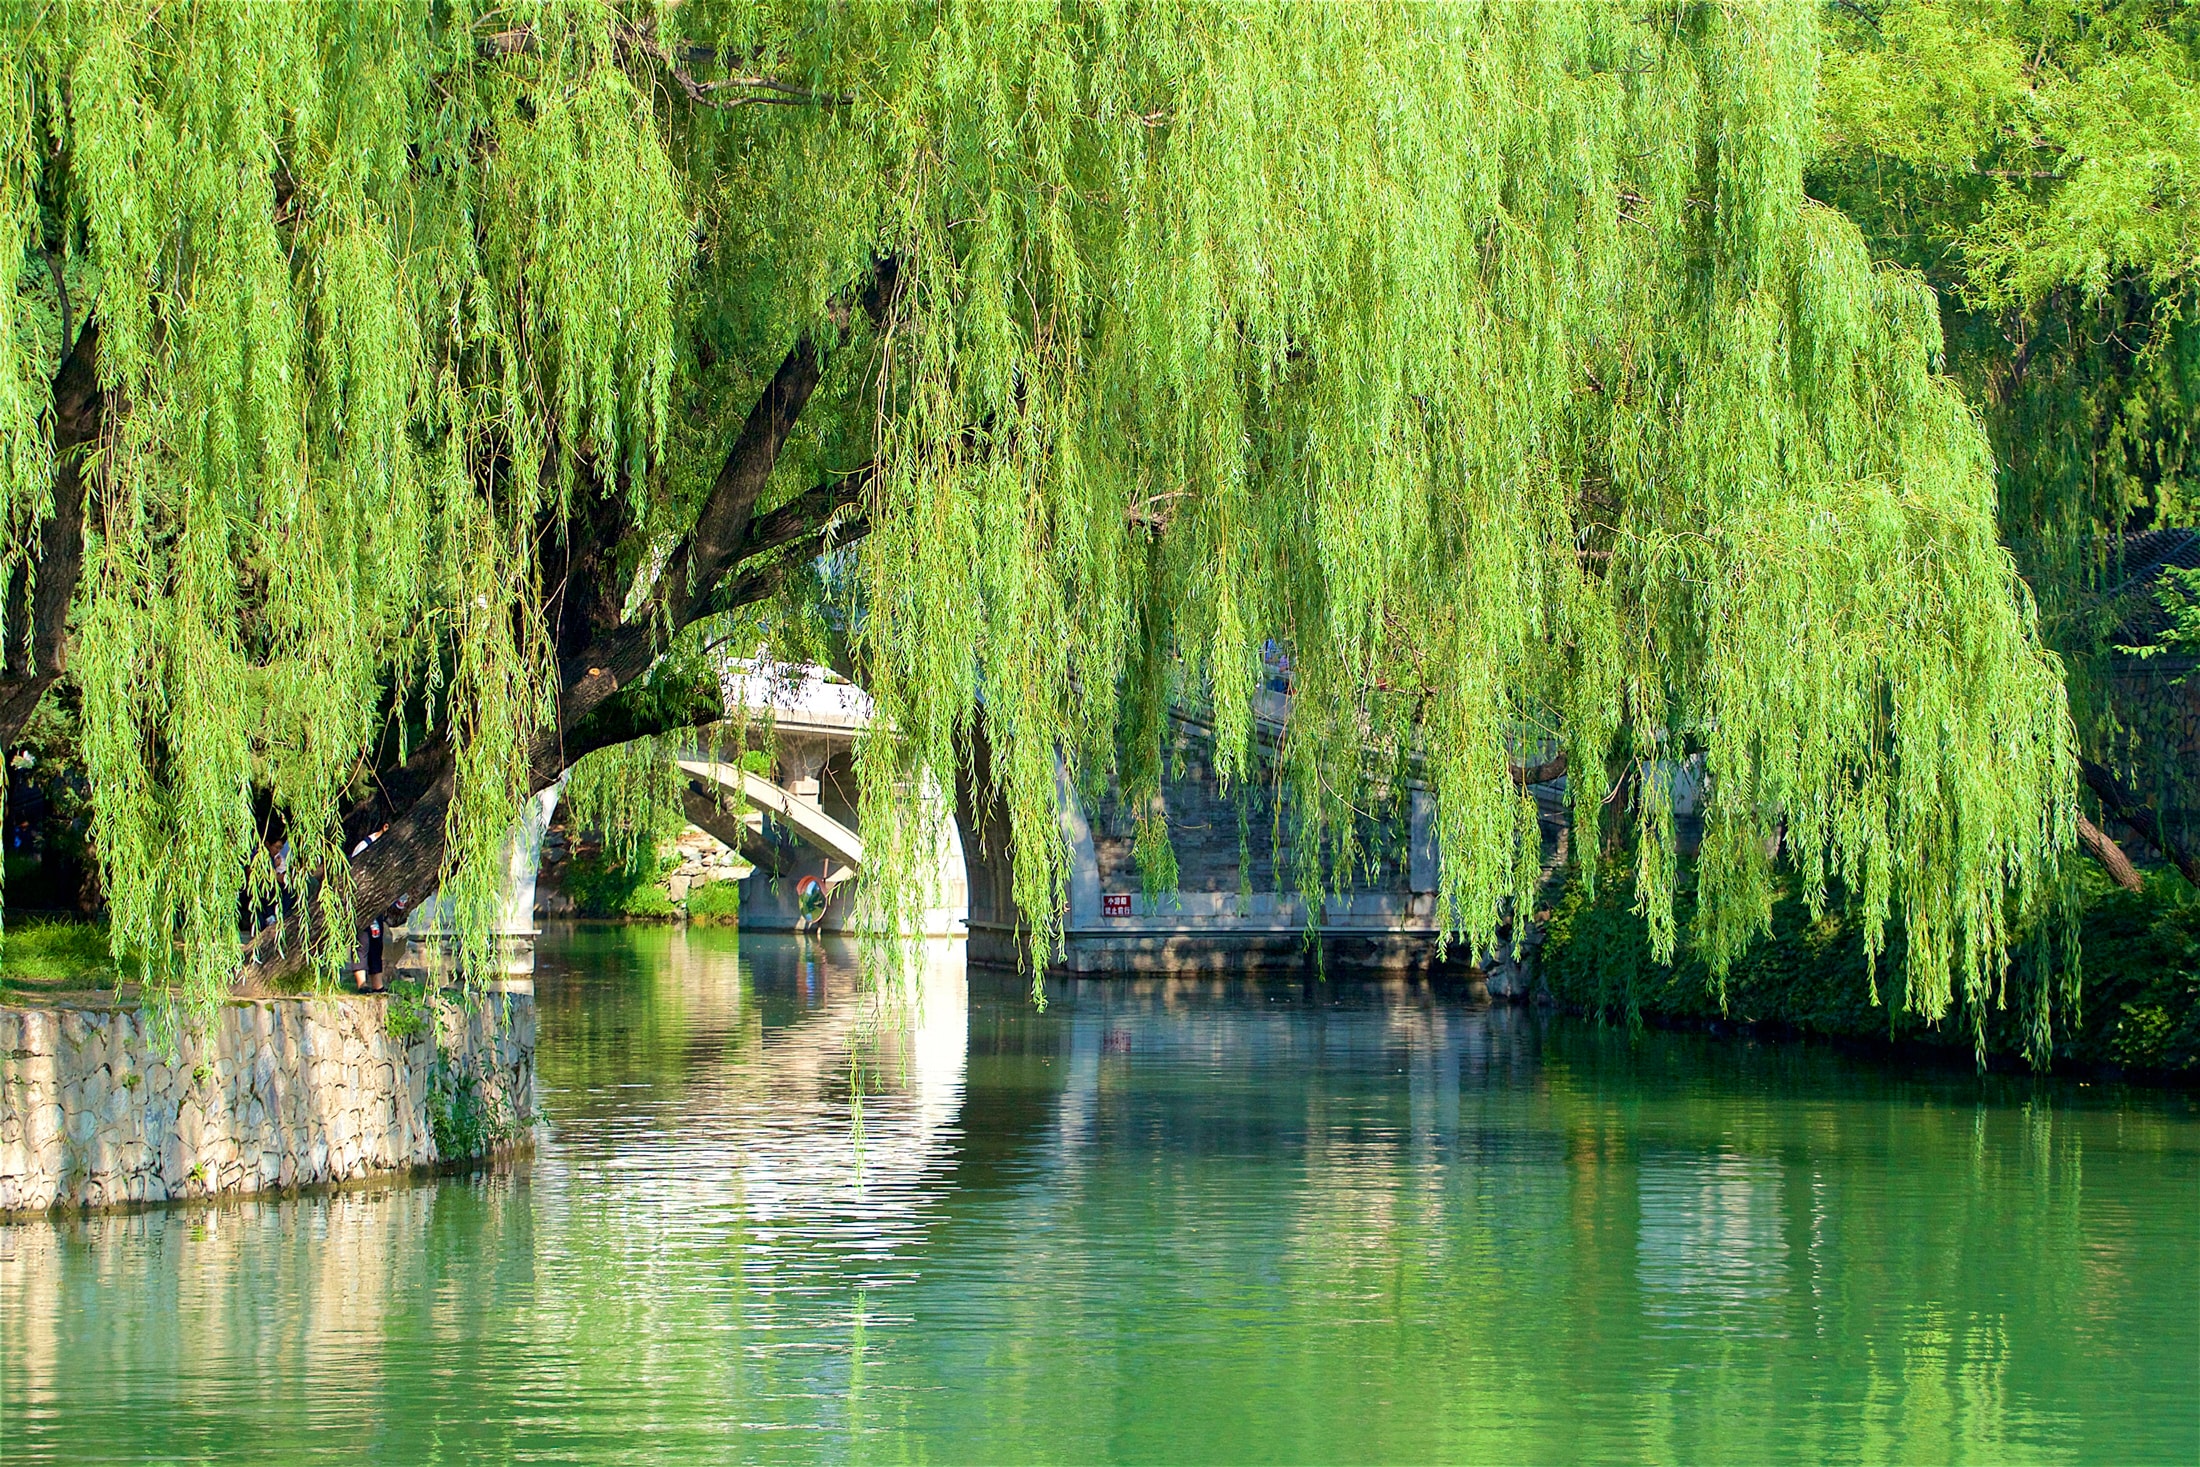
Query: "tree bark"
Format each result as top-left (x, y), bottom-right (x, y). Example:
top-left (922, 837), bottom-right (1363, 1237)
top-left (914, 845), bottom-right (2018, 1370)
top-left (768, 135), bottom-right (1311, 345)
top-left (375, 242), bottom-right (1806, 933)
top-left (2076, 812), bottom-right (2144, 892)
top-left (0, 325), bottom-right (101, 747)
top-left (1510, 749), bottom-right (1568, 786)
top-left (550, 255), bottom-right (900, 740)
top-left (254, 258), bottom-right (903, 981)
top-left (321, 480), bottom-right (866, 959)
top-left (2080, 756), bottom-right (2200, 888)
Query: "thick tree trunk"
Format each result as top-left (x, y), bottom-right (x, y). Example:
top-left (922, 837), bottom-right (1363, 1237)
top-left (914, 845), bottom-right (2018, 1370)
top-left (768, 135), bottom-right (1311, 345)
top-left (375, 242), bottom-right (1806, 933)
top-left (342, 314), bottom-right (840, 920)
top-left (550, 332), bottom-right (830, 735)
top-left (248, 260), bottom-right (899, 982)
top-left (1510, 749), bottom-right (1568, 786)
top-left (0, 325), bottom-right (101, 747)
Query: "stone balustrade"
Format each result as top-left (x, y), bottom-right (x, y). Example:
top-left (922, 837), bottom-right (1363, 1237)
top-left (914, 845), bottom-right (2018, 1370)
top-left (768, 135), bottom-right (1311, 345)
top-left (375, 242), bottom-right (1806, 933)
top-left (0, 991), bottom-right (533, 1215)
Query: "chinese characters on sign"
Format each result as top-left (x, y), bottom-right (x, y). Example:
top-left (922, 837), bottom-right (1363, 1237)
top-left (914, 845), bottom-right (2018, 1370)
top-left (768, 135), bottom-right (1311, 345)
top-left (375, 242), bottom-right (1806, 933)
top-left (1103, 893), bottom-right (1132, 916)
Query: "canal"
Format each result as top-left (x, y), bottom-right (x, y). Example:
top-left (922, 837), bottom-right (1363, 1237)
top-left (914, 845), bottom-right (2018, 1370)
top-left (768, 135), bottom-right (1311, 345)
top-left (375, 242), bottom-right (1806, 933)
top-left (3, 924), bottom-right (2195, 1463)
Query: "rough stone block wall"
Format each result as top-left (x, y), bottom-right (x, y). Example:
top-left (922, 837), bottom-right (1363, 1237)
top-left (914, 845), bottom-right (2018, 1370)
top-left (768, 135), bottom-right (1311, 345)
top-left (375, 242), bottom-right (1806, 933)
top-left (1089, 732), bottom-right (1418, 897)
top-left (1092, 740), bottom-right (1282, 896)
top-left (0, 992), bottom-right (533, 1216)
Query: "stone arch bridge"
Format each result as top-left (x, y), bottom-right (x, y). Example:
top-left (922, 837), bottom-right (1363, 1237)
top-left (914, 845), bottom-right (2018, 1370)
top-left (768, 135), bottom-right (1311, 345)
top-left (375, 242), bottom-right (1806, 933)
top-left (410, 663), bottom-right (1561, 989)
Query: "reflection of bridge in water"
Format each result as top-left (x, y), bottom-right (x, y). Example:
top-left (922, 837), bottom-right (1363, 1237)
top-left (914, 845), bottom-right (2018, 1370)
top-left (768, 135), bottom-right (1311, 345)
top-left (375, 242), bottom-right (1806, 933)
top-left (639, 934), bottom-right (969, 1241)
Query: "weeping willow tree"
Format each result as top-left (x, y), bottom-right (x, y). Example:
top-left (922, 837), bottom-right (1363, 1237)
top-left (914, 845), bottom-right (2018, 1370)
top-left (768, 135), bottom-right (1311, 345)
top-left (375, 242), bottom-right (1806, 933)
top-left (0, 1), bottom-right (2072, 1035)
top-left (1812, 0), bottom-right (2200, 885)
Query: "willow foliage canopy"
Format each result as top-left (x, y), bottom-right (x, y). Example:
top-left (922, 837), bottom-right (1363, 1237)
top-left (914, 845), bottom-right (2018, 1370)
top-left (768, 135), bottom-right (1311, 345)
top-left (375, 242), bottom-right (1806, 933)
top-left (1813, 0), bottom-right (2199, 853)
top-left (0, 1), bottom-right (2074, 1036)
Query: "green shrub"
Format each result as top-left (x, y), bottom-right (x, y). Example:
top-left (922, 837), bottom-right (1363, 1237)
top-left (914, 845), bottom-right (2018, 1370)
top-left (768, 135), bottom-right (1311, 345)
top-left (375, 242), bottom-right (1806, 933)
top-left (1541, 858), bottom-right (2200, 1074)
top-left (5, 851), bottom-right (90, 911)
top-left (684, 879), bottom-right (740, 923)
top-left (561, 851), bottom-right (679, 919)
top-left (383, 982), bottom-right (431, 1041)
top-left (621, 882), bottom-right (677, 919)
top-left (2064, 876), bottom-right (2200, 1071)
top-left (4, 855), bottom-right (42, 896)
top-left (426, 1063), bottom-right (506, 1160)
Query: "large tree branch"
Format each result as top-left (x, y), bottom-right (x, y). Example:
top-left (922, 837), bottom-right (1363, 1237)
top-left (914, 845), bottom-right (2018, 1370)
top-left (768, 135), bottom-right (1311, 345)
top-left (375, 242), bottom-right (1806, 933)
top-left (325, 483), bottom-right (873, 931)
top-left (340, 736), bottom-right (458, 853)
top-left (1509, 748), bottom-right (1569, 786)
top-left (661, 259), bottom-right (898, 632)
top-left (736, 465), bottom-right (871, 564)
top-left (0, 324), bottom-right (101, 746)
top-left (481, 23), bottom-right (851, 108)
top-left (2076, 812), bottom-right (2145, 892)
top-left (2081, 756), bottom-right (2200, 888)
top-left (554, 256), bottom-right (900, 732)
top-left (547, 333), bottom-right (817, 722)
top-left (249, 673), bottom-right (739, 982)
top-left (286, 260), bottom-right (901, 983)
top-left (714, 513), bottom-right (872, 618)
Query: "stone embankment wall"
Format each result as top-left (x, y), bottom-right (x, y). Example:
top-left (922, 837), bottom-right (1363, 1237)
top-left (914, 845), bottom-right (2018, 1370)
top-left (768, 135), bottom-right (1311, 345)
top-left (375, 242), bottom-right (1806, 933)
top-left (0, 992), bottom-right (534, 1215)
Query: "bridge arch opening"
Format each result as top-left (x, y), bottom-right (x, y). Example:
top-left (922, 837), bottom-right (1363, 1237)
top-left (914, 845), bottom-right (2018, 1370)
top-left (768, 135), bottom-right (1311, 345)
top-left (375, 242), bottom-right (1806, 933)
top-left (693, 660), bottom-right (969, 937)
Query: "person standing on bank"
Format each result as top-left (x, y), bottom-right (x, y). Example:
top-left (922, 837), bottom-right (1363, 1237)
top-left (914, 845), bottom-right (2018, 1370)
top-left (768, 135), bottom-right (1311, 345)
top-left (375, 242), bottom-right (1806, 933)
top-left (361, 914), bottom-right (385, 994)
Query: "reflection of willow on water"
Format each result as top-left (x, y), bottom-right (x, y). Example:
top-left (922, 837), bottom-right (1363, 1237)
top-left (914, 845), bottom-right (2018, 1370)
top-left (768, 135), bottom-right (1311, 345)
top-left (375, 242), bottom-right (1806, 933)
top-left (0, 932), bottom-right (973, 1451)
top-left (500, 933), bottom-right (970, 1425)
top-left (0, 1179), bottom-right (524, 1439)
top-left (529, 921), bottom-right (761, 1103)
top-left (1500, 1033), bottom-right (2127, 1463)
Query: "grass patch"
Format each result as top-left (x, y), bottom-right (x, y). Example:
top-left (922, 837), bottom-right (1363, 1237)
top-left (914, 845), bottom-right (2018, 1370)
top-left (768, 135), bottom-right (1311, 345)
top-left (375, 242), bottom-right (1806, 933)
top-left (0, 917), bottom-right (118, 998)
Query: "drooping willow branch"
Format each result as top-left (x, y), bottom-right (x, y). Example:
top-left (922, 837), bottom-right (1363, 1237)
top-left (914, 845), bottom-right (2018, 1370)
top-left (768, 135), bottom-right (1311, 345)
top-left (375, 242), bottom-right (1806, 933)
top-left (0, 5), bottom-right (2084, 1045)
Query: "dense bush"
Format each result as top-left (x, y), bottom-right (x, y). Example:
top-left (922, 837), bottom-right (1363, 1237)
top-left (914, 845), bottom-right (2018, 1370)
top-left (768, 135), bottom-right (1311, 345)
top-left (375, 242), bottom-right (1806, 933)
top-left (684, 880), bottom-right (740, 924)
top-left (559, 853), bottom-right (678, 920)
top-left (2069, 878), bottom-right (2200, 1072)
top-left (426, 1060), bottom-right (517, 1161)
top-left (382, 981), bottom-right (431, 1042)
top-left (1541, 861), bottom-right (2200, 1076)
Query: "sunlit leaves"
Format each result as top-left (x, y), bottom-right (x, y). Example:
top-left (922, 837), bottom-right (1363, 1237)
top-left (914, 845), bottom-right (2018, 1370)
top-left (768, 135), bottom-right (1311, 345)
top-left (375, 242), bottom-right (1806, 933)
top-left (0, 1), bottom-right (2080, 1040)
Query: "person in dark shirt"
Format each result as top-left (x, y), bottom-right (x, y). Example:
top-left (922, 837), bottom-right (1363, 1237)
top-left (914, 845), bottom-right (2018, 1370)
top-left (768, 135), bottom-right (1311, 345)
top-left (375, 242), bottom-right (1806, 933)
top-left (363, 916), bottom-right (385, 993)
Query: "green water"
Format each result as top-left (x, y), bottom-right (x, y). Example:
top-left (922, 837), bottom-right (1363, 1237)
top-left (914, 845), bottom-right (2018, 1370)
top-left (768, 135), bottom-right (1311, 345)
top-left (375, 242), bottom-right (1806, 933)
top-left (3, 924), bottom-right (2196, 1465)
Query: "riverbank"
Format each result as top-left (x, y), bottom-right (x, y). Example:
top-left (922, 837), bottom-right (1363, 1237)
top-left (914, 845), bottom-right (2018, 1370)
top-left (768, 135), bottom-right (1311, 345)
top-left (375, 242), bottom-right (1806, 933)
top-left (0, 988), bottom-right (534, 1215)
top-left (1540, 861), bottom-right (2200, 1079)
top-left (534, 818), bottom-right (749, 922)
